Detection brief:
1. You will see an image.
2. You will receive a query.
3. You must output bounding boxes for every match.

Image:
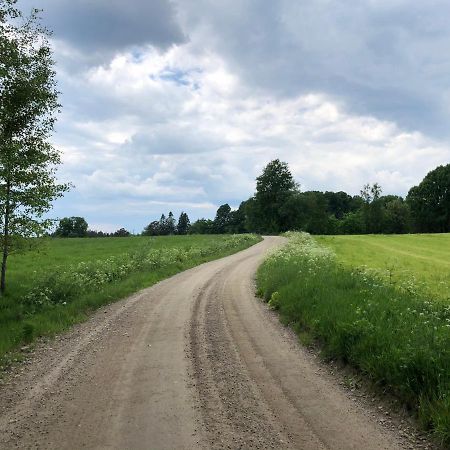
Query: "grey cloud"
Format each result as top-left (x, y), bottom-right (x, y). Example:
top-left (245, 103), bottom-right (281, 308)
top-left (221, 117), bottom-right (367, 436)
top-left (21, 0), bottom-right (185, 61)
top-left (177, 0), bottom-right (450, 137)
top-left (122, 127), bottom-right (222, 155)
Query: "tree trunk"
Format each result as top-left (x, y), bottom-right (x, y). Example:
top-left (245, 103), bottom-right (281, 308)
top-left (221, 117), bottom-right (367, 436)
top-left (0, 242), bottom-right (7, 295)
top-left (1, 180), bottom-right (11, 295)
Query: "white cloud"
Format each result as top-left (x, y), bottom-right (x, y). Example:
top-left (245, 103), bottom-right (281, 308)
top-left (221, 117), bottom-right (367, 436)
top-left (32, 1), bottom-right (450, 231)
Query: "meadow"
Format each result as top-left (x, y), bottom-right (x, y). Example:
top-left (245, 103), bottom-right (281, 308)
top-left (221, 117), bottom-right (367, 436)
top-left (0, 234), bottom-right (260, 365)
top-left (257, 232), bottom-right (450, 445)
top-left (316, 234), bottom-right (450, 301)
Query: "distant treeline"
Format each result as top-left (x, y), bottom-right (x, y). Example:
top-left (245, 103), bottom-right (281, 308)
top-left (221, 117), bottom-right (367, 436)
top-left (163, 160), bottom-right (449, 236)
top-left (142, 212), bottom-right (190, 236)
top-left (54, 160), bottom-right (450, 238)
top-left (52, 212), bottom-right (190, 238)
top-left (53, 217), bottom-right (131, 238)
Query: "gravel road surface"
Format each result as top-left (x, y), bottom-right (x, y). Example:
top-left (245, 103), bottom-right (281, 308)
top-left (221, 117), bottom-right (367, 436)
top-left (0, 237), bottom-right (410, 449)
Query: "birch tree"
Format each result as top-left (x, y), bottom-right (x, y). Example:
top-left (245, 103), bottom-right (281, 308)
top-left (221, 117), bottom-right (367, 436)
top-left (0, 0), bottom-right (68, 294)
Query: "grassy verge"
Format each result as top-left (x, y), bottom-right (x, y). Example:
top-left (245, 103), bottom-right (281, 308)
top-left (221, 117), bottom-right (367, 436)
top-left (0, 234), bottom-right (261, 366)
top-left (257, 232), bottom-right (450, 445)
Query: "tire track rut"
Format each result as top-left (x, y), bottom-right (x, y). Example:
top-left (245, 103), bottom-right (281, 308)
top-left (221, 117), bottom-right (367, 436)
top-left (189, 263), bottom-right (289, 449)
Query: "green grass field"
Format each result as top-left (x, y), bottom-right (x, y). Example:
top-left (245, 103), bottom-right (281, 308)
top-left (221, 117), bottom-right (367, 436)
top-left (257, 232), bottom-right (450, 444)
top-left (7, 235), bottom-right (242, 301)
top-left (316, 234), bottom-right (450, 301)
top-left (0, 234), bottom-right (260, 365)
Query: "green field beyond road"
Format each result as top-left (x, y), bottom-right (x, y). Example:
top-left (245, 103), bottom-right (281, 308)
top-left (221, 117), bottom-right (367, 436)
top-left (0, 234), bottom-right (260, 364)
top-left (316, 234), bottom-right (450, 301)
top-left (8, 235), bottom-right (237, 301)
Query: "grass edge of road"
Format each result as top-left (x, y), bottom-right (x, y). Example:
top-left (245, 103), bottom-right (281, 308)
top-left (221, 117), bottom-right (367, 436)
top-left (0, 234), bottom-right (261, 372)
top-left (256, 232), bottom-right (450, 447)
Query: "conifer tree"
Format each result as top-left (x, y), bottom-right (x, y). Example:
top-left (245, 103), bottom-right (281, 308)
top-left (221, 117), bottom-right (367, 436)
top-left (177, 212), bottom-right (190, 235)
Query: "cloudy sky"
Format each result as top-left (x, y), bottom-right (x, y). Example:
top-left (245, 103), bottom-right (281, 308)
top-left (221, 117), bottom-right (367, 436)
top-left (20, 0), bottom-right (450, 232)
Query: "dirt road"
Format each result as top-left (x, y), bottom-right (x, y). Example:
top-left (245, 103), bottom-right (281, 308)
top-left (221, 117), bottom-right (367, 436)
top-left (0, 237), bottom-right (409, 449)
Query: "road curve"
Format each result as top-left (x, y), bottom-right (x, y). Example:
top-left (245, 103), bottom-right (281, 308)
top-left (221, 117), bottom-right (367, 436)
top-left (0, 237), bottom-right (406, 449)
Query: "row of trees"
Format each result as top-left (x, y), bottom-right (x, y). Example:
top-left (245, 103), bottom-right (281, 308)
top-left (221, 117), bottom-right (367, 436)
top-left (54, 161), bottom-right (450, 241)
top-left (188, 160), bottom-right (450, 235)
top-left (54, 217), bottom-right (131, 238)
top-left (142, 211), bottom-right (190, 236)
top-left (53, 212), bottom-right (191, 238)
top-left (142, 206), bottom-right (248, 236)
top-left (54, 213), bottom-right (192, 238)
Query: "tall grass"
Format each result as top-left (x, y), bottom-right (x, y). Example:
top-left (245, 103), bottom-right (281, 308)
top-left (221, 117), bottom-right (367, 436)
top-left (257, 232), bottom-right (450, 445)
top-left (0, 234), bottom-right (260, 365)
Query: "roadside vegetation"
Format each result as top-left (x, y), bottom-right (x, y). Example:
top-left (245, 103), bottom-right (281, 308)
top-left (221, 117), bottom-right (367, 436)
top-left (0, 234), bottom-right (260, 366)
top-left (257, 232), bottom-right (450, 445)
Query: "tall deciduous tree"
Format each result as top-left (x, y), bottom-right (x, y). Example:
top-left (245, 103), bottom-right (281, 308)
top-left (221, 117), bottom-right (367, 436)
top-left (384, 198), bottom-right (411, 234)
top-left (143, 220), bottom-right (160, 236)
top-left (213, 203), bottom-right (232, 233)
top-left (0, 1), bottom-right (68, 294)
top-left (324, 191), bottom-right (356, 219)
top-left (54, 217), bottom-right (88, 237)
top-left (189, 218), bottom-right (214, 234)
top-left (228, 203), bottom-right (247, 233)
top-left (407, 164), bottom-right (450, 232)
top-left (360, 183), bottom-right (384, 233)
top-left (253, 159), bottom-right (298, 233)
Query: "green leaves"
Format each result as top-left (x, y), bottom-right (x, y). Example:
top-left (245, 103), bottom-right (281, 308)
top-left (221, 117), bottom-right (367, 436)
top-left (250, 159), bottom-right (299, 233)
top-left (0, 0), bottom-right (69, 293)
top-left (407, 164), bottom-right (450, 233)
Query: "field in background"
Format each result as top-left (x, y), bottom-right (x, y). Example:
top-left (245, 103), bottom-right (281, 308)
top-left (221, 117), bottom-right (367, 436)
top-left (316, 234), bottom-right (450, 301)
top-left (257, 232), bottom-right (450, 443)
top-left (0, 234), bottom-right (261, 364)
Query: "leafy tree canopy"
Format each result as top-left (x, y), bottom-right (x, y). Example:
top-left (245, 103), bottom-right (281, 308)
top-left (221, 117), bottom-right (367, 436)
top-left (143, 220), bottom-right (160, 236)
top-left (214, 203), bottom-right (232, 233)
top-left (0, 0), bottom-right (69, 293)
top-left (189, 218), bottom-right (214, 234)
top-left (253, 159), bottom-right (298, 233)
top-left (407, 164), bottom-right (450, 232)
top-left (54, 217), bottom-right (88, 238)
top-left (114, 228), bottom-right (130, 237)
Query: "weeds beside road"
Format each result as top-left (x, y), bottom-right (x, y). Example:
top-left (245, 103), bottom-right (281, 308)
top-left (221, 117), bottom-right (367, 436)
top-left (0, 234), bottom-right (260, 367)
top-left (257, 232), bottom-right (450, 445)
